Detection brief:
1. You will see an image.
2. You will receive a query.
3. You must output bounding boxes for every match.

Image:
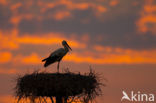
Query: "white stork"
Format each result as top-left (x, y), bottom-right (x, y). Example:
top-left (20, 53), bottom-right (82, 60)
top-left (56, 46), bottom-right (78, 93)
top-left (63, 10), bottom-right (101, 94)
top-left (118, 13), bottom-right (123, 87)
top-left (42, 40), bottom-right (72, 72)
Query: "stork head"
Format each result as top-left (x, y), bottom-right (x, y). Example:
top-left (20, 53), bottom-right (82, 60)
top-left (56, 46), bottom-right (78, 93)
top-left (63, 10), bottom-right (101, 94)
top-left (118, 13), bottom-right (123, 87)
top-left (62, 40), bottom-right (72, 51)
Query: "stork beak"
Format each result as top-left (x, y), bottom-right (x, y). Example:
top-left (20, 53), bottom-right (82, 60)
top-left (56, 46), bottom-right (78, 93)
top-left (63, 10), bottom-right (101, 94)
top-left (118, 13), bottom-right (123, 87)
top-left (66, 43), bottom-right (72, 51)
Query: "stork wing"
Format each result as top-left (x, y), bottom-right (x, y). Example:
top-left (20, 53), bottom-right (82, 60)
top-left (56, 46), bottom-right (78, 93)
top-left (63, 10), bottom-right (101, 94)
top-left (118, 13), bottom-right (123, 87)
top-left (43, 55), bottom-right (60, 67)
top-left (50, 48), bottom-right (65, 57)
top-left (43, 48), bottom-right (65, 67)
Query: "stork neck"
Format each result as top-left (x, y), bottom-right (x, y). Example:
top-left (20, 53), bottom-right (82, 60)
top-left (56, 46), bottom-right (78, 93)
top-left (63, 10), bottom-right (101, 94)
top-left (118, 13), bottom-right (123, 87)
top-left (64, 45), bottom-right (69, 52)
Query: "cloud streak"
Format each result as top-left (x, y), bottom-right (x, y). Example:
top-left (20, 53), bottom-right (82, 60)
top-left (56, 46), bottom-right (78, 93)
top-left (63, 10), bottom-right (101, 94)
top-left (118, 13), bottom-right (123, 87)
top-left (0, 52), bottom-right (12, 63)
top-left (6, 48), bottom-right (156, 65)
top-left (136, 0), bottom-right (156, 34)
top-left (64, 49), bottom-right (156, 64)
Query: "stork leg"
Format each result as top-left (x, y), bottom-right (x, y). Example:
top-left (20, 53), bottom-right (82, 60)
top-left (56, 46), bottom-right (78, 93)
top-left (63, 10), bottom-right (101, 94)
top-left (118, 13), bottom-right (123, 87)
top-left (57, 61), bottom-right (60, 73)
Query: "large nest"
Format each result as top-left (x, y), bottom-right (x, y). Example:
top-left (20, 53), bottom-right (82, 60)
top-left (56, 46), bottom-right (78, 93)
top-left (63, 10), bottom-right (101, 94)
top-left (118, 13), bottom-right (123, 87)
top-left (15, 70), bottom-right (103, 103)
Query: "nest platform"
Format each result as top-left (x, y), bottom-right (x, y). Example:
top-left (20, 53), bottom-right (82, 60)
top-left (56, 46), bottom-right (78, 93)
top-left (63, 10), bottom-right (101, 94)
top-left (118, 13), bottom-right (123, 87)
top-left (15, 70), bottom-right (103, 103)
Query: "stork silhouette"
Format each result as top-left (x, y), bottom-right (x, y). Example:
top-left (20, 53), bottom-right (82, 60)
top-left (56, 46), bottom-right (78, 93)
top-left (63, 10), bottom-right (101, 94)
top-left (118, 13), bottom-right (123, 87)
top-left (42, 40), bottom-right (72, 72)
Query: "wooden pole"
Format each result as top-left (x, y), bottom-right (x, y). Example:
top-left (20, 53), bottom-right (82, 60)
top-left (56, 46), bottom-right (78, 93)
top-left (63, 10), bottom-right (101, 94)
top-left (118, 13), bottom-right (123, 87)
top-left (56, 96), bottom-right (68, 103)
top-left (56, 96), bottom-right (63, 103)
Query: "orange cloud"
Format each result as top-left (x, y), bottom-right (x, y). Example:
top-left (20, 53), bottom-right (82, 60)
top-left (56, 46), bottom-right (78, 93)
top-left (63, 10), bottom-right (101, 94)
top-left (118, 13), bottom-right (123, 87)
top-left (136, 15), bottom-right (156, 33)
top-left (58, 0), bottom-right (107, 13)
top-left (17, 35), bottom-right (63, 45)
top-left (94, 45), bottom-right (112, 52)
top-left (9, 46), bottom-right (156, 65)
top-left (75, 3), bottom-right (89, 10)
top-left (10, 2), bottom-right (22, 11)
top-left (12, 53), bottom-right (41, 65)
top-left (144, 5), bottom-right (156, 13)
top-left (39, 0), bottom-right (107, 16)
top-left (0, 52), bottom-right (12, 63)
top-left (0, 30), bottom-right (86, 50)
top-left (64, 47), bottom-right (156, 64)
top-left (39, 2), bottom-right (56, 13)
top-left (0, 0), bottom-right (7, 5)
top-left (7, 0), bottom-right (108, 27)
top-left (110, 0), bottom-right (118, 6)
top-left (10, 14), bottom-right (33, 26)
top-left (16, 34), bottom-right (86, 49)
top-left (96, 5), bottom-right (107, 13)
top-left (136, 0), bottom-right (156, 34)
top-left (1, 29), bottom-right (156, 64)
top-left (0, 31), bottom-right (18, 50)
top-left (10, 16), bottom-right (22, 26)
top-left (22, 53), bottom-right (41, 64)
top-left (53, 11), bottom-right (71, 20)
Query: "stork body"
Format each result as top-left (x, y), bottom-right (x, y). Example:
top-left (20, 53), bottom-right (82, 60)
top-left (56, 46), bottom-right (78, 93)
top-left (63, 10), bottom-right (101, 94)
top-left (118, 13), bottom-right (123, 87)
top-left (42, 40), bottom-right (72, 72)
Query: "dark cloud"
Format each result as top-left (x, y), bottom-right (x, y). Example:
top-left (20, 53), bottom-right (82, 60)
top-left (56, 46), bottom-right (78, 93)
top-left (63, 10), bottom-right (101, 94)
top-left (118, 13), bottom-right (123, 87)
top-left (19, 19), bottom-right (40, 33)
top-left (0, 5), bottom-right (13, 30)
top-left (18, 2), bottom-right (156, 50)
top-left (1, 0), bottom-right (155, 50)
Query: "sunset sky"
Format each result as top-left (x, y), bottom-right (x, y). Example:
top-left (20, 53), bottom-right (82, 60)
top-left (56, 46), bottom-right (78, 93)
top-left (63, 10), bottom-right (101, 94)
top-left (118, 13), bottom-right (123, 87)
top-left (0, 0), bottom-right (156, 103)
